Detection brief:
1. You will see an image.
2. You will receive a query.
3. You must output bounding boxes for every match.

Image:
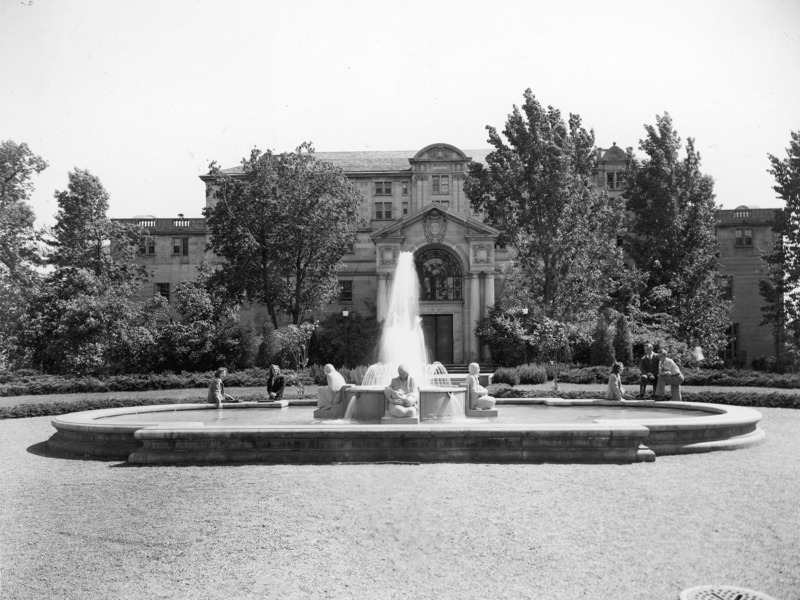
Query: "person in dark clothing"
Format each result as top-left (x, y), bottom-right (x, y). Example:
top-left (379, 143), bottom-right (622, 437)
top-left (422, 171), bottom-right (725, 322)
top-left (639, 343), bottom-right (659, 398)
top-left (266, 364), bottom-right (285, 400)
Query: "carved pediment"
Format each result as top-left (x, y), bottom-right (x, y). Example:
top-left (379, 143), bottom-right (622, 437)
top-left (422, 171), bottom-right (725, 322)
top-left (370, 204), bottom-right (500, 241)
top-left (603, 145), bottom-right (627, 161)
top-left (411, 143), bottom-right (468, 163)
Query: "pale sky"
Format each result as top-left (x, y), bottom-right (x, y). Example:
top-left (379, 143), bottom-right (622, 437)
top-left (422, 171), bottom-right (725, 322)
top-left (2, 0), bottom-right (799, 226)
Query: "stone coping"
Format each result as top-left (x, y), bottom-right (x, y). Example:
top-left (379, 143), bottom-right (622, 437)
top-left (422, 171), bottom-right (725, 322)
top-left (51, 398), bottom-right (762, 430)
top-left (49, 399), bottom-right (766, 463)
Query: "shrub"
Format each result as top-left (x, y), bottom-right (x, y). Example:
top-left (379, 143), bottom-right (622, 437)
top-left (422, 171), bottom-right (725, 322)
top-left (492, 367), bottom-right (521, 386)
top-left (590, 312), bottom-right (616, 366)
top-left (257, 323), bottom-right (280, 368)
top-left (484, 385), bottom-right (800, 409)
top-left (613, 315), bottom-right (634, 366)
top-left (517, 363), bottom-right (547, 384)
top-left (340, 365), bottom-right (368, 386)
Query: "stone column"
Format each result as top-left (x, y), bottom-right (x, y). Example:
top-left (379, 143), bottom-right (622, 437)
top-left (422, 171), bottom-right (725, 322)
top-left (469, 273), bottom-right (481, 361)
top-left (377, 274), bottom-right (387, 323)
top-left (484, 272), bottom-right (495, 312)
top-left (483, 273), bottom-right (495, 362)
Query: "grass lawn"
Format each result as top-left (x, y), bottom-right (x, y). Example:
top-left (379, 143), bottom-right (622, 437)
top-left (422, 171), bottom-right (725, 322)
top-left (1, 406), bottom-right (798, 599)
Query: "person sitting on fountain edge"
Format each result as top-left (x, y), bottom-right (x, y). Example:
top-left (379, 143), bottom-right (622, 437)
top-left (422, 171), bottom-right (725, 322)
top-left (267, 364), bottom-right (285, 401)
top-left (605, 362), bottom-right (630, 402)
top-left (208, 367), bottom-right (237, 408)
top-left (466, 362), bottom-right (496, 410)
top-left (317, 364), bottom-right (346, 411)
top-left (384, 363), bottom-right (418, 418)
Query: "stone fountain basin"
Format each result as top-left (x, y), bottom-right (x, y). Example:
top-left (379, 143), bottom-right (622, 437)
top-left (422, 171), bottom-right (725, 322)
top-left (47, 399), bottom-right (765, 465)
top-left (334, 385), bottom-right (467, 421)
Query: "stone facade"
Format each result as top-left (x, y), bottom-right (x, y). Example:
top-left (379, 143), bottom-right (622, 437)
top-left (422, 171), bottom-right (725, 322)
top-left (116, 143), bottom-right (782, 367)
top-left (715, 206), bottom-right (783, 366)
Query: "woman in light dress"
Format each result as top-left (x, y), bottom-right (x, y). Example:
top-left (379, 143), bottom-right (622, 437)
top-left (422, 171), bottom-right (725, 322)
top-left (605, 361), bottom-right (630, 401)
top-left (316, 364), bottom-right (347, 410)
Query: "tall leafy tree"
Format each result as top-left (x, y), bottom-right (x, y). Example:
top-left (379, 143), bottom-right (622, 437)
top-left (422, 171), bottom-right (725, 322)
top-left (0, 140), bottom-right (47, 367)
top-left (760, 130), bottom-right (800, 363)
top-left (623, 113), bottom-right (729, 356)
top-left (205, 143), bottom-right (361, 327)
top-left (26, 169), bottom-right (152, 374)
top-left (463, 89), bottom-right (626, 323)
top-left (49, 168), bottom-right (144, 282)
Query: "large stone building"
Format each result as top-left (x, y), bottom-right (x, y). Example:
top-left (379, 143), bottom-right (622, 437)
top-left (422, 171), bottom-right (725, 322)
top-left (117, 142), bottom-right (780, 367)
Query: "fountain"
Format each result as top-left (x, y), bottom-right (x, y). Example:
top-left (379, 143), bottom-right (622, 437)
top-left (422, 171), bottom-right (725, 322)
top-left (316, 252), bottom-right (467, 423)
top-left (46, 251), bottom-right (767, 464)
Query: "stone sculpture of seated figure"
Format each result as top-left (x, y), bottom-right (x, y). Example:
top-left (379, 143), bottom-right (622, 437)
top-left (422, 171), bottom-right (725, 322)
top-left (316, 364), bottom-right (346, 412)
top-left (384, 364), bottom-right (418, 418)
top-left (466, 362), bottom-right (496, 410)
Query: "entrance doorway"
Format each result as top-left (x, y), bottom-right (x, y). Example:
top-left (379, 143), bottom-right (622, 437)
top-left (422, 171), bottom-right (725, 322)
top-left (421, 314), bottom-right (453, 364)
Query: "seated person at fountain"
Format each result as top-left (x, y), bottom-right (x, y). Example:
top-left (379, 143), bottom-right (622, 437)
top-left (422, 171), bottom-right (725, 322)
top-left (384, 364), bottom-right (418, 418)
top-left (267, 364), bottom-right (286, 400)
top-left (654, 350), bottom-right (684, 401)
top-left (638, 342), bottom-right (659, 397)
top-left (207, 367), bottom-right (236, 408)
top-left (466, 362), bottom-right (496, 410)
top-left (605, 362), bottom-right (630, 401)
top-left (317, 364), bottom-right (347, 410)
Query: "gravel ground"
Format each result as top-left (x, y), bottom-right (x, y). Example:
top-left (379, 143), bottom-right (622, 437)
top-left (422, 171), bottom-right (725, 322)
top-left (1, 407), bottom-right (798, 599)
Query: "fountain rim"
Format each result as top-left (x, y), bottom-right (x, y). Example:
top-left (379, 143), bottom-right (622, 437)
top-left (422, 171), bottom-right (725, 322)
top-left (50, 399), bottom-right (763, 433)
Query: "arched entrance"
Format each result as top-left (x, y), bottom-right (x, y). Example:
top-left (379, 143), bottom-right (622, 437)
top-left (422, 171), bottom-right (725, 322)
top-left (415, 248), bottom-right (463, 364)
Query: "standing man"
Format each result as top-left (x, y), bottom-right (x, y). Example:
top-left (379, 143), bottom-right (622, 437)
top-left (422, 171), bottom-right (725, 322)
top-left (654, 350), bottom-right (685, 401)
top-left (638, 343), bottom-right (659, 398)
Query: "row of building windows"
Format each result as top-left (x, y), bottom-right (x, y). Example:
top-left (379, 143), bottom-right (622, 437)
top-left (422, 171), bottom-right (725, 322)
top-left (374, 181), bottom-right (409, 196)
top-left (139, 237), bottom-right (191, 256)
top-left (372, 177), bottom-right (450, 197)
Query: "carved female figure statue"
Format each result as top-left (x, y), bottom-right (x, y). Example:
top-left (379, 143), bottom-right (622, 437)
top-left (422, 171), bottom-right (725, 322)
top-left (317, 364), bottom-right (347, 411)
top-left (466, 362), bottom-right (496, 410)
top-left (383, 364), bottom-right (418, 418)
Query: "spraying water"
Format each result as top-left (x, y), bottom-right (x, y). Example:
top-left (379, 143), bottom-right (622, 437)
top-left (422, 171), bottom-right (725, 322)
top-left (361, 251), bottom-right (452, 388)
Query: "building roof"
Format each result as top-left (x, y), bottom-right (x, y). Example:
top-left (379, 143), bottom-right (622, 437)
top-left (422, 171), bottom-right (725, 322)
top-left (220, 149), bottom-right (492, 175)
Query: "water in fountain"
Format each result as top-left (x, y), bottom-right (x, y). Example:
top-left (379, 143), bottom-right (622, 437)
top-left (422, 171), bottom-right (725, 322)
top-left (361, 251), bottom-right (447, 388)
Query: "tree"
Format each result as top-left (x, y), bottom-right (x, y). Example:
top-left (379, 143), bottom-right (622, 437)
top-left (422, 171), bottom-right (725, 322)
top-left (590, 310), bottom-right (616, 366)
top-left (761, 130), bottom-right (800, 365)
top-left (205, 143), bottom-right (361, 327)
top-left (156, 261), bottom-right (244, 372)
top-left (0, 140), bottom-right (47, 367)
top-left (49, 168), bottom-right (144, 283)
top-left (623, 113), bottom-right (730, 356)
top-left (308, 312), bottom-right (381, 368)
top-left (464, 89), bottom-right (626, 323)
top-left (26, 169), bottom-right (153, 374)
top-left (26, 266), bottom-right (161, 374)
top-left (613, 314), bottom-right (634, 366)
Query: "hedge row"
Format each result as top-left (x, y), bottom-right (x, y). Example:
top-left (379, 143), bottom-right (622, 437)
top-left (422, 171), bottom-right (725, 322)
top-left (487, 383), bottom-right (800, 409)
top-left (1, 363), bottom-right (798, 399)
top-left (492, 364), bottom-right (800, 389)
top-left (0, 368), bottom-right (312, 398)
